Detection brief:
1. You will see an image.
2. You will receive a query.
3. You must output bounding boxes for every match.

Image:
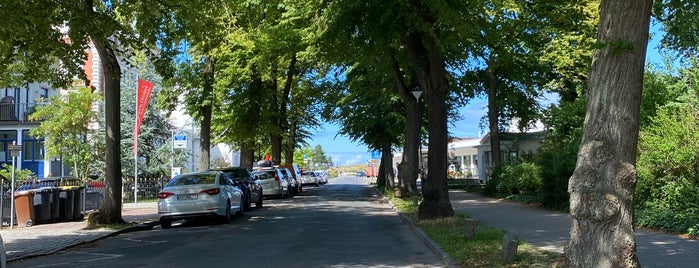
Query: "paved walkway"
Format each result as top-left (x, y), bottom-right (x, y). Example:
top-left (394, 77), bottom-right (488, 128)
top-left (450, 190), bottom-right (699, 267)
top-left (0, 191), bottom-right (697, 267)
top-left (0, 202), bottom-right (159, 263)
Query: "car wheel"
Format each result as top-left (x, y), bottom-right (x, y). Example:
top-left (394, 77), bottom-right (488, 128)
top-left (315, 182), bottom-right (319, 187)
top-left (160, 218), bottom-right (172, 229)
top-left (256, 192), bottom-right (263, 208)
top-left (221, 200), bottom-right (231, 224)
top-left (244, 191), bottom-right (252, 212)
top-left (237, 196), bottom-right (245, 216)
top-left (299, 185), bottom-right (303, 193)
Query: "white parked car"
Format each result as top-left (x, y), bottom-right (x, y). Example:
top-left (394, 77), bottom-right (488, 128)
top-left (253, 168), bottom-right (291, 198)
top-left (314, 170), bottom-right (328, 184)
top-left (157, 171), bottom-right (244, 229)
top-left (300, 171), bottom-right (320, 187)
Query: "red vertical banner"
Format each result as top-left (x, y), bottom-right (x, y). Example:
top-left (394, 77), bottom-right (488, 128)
top-left (133, 79), bottom-right (154, 155)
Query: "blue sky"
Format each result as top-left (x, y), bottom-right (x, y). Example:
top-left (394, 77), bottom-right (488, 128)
top-left (312, 23), bottom-right (670, 167)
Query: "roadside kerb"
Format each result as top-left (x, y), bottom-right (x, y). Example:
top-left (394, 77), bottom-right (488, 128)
top-left (374, 188), bottom-right (460, 268)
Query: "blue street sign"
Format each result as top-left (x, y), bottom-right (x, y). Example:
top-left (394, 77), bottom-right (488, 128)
top-left (174, 134), bottom-right (187, 149)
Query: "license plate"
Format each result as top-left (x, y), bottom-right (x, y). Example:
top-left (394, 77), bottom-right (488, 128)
top-left (177, 194), bottom-right (198, 200)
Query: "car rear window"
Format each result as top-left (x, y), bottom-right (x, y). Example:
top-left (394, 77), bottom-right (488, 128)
top-left (167, 174), bottom-right (217, 186)
top-left (302, 172), bottom-right (315, 176)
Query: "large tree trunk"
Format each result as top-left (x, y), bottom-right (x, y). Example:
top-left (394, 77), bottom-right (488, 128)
top-left (392, 60), bottom-right (419, 195)
top-left (284, 120), bottom-right (296, 164)
top-left (404, 30), bottom-right (454, 220)
top-left (82, 0), bottom-right (123, 225)
top-left (198, 57), bottom-right (214, 171)
top-left (486, 69), bottom-right (502, 170)
top-left (240, 140), bottom-right (254, 169)
top-left (559, 0), bottom-right (651, 267)
top-left (281, 56), bottom-right (297, 165)
top-left (377, 143), bottom-right (395, 189)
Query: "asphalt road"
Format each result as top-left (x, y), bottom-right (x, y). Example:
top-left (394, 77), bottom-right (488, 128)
top-left (9, 176), bottom-right (444, 268)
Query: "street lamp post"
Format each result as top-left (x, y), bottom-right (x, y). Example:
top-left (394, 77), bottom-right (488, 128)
top-left (411, 87), bottom-right (423, 186)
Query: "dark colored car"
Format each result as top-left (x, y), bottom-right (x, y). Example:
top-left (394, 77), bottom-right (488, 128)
top-left (278, 166), bottom-right (301, 196)
top-left (212, 167), bottom-right (263, 211)
top-left (356, 170), bottom-right (367, 177)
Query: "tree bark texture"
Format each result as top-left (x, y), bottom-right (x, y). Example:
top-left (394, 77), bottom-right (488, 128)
top-left (283, 120), bottom-right (297, 164)
top-left (392, 60), bottom-right (419, 195)
top-left (198, 57), bottom-right (214, 171)
top-left (84, 0), bottom-right (123, 224)
top-left (487, 69), bottom-right (502, 170)
top-left (378, 143), bottom-right (395, 188)
top-left (240, 140), bottom-right (254, 169)
top-left (562, 0), bottom-right (651, 267)
top-left (404, 30), bottom-right (454, 220)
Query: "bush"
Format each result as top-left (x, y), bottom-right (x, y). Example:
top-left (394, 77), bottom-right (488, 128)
top-left (483, 162), bottom-right (543, 198)
top-left (635, 206), bottom-right (699, 237)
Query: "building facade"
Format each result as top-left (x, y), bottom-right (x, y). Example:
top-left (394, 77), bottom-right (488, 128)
top-left (0, 83), bottom-right (57, 178)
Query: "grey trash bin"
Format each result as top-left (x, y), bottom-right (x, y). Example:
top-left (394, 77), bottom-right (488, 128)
top-left (59, 188), bottom-right (74, 222)
top-left (31, 188), bottom-right (51, 224)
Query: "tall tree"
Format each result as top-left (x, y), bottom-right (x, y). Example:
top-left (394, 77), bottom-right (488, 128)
top-left (319, 1), bottom-right (485, 219)
top-left (461, 0), bottom-right (554, 172)
top-left (1, 0), bottom-right (137, 224)
top-left (558, 0), bottom-right (652, 266)
top-left (30, 87), bottom-right (101, 180)
top-left (323, 63), bottom-right (405, 189)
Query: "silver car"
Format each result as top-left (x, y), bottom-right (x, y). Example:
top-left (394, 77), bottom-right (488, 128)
top-left (253, 168), bottom-right (290, 198)
top-left (157, 171), bottom-right (244, 229)
top-left (314, 170), bottom-right (328, 184)
top-left (300, 171), bottom-right (320, 187)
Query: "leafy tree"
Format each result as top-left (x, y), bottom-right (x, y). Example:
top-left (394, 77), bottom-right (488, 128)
top-left (318, 0), bottom-right (486, 219)
top-left (323, 62), bottom-right (406, 189)
top-left (1, 0), bottom-right (134, 224)
top-left (120, 74), bottom-right (188, 182)
top-left (653, 0), bottom-right (699, 57)
top-left (559, 0), bottom-right (652, 266)
top-left (635, 60), bottom-right (699, 236)
top-left (536, 98), bottom-right (585, 210)
top-left (0, 164), bottom-right (36, 187)
top-left (460, 0), bottom-right (557, 171)
top-left (30, 87), bottom-right (101, 181)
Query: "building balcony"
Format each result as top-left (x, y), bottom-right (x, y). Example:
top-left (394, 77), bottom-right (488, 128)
top-left (0, 102), bottom-right (48, 124)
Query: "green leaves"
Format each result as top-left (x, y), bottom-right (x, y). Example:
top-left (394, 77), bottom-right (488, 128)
top-left (30, 87), bottom-right (100, 180)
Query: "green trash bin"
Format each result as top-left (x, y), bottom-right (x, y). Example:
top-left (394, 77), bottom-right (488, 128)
top-left (58, 188), bottom-right (74, 222)
top-left (13, 190), bottom-right (35, 227)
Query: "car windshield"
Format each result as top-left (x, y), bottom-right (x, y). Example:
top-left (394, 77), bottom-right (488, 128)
top-left (226, 169), bottom-right (248, 179)
top-left (167, 174), bottom-right (216, 186)
top-left (223, 169), bottom-right (250, 181)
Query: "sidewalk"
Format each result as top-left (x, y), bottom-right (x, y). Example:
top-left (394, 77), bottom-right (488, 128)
top-left (0, 202), bottom-right (159, 262)
top-left (2, 191), bottom-right (698, 267)
top-left (449, 190), bottom-right (699, 267)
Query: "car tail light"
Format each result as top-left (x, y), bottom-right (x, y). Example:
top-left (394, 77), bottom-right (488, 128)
top-left (200, 188), bottom-right (221, 195)
top-left (158, 192), bottom-right (175, 199)
top-left (275, 174), bottom-right (280, 181)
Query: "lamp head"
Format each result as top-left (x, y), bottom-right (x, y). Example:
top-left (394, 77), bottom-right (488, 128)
top-left (411, 87), bottom-right (423, 100)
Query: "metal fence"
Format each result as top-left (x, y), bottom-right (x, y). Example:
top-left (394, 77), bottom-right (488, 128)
top-left (122, 177), bottom-right (167, 202)
top-left (0, 177), bottom-right (167, 227)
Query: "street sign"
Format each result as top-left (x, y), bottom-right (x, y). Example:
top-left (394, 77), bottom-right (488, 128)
top-left (172, 167), bottom-right (182, 178)
top-left (8, 144), bottom-right (21, 157)
top-left (174, 134), bottom-right (187, 149)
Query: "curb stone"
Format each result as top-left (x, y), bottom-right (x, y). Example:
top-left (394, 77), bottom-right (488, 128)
top-left (6, 221), bottom-right (157, 262)
top-left (374, 188), bottom-right (461, 268)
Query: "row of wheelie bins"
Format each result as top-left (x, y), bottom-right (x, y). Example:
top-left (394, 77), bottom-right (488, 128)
top-left (12, 178), bottom-right (84, 227)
